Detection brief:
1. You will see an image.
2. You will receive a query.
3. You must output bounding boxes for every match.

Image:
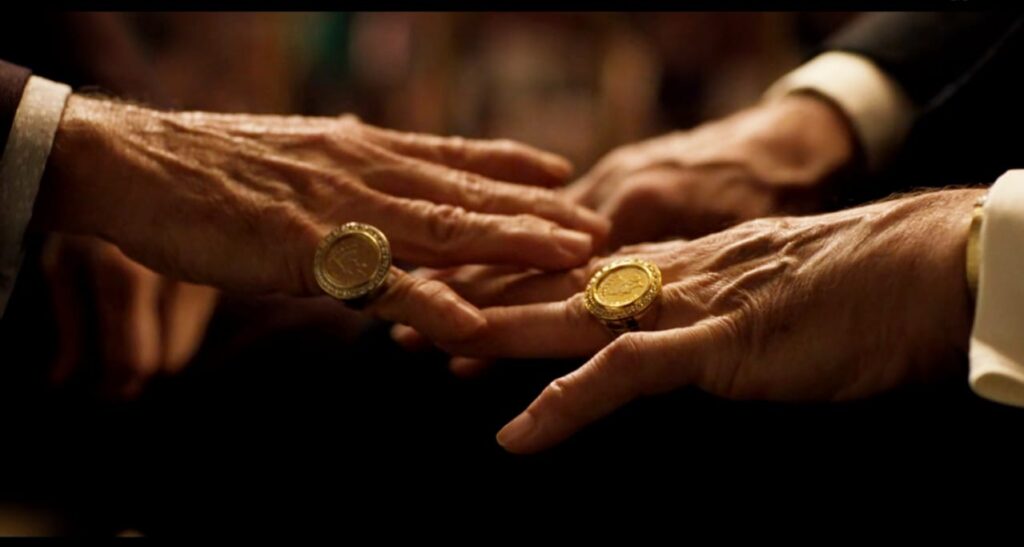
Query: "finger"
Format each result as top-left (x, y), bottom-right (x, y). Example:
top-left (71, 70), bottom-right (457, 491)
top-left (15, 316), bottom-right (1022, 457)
top-left (360, 126), bottom-right (574, 187)
top-left (436, 281), bottom-right (705, 359)
top-left (363, 267), bottom-right (486, 344)
top-left (448, 356), bottom-right (493, 378)
top-left (41, 237), bottom-right (84, 385)
top-left (93, 256), bottom-right (163, 400)
top-left (600, 185), bottom-right (681, 250)
top-left (426, 266), bottom-right (587, 308)
top-left (360, 195), bottom-right (596, 270)
top-left (360, 159), bottom-right (609, 238)
top-left (159, 281), bottom-right (218, 375)
top-left (561, 158), bottom-right (623, 208)
top-left (496, 327), bottom-right (712, 454)
top-left (436, 295), bottom-right (611, 358)
top-left (390, 323), bottom-right (432, 351)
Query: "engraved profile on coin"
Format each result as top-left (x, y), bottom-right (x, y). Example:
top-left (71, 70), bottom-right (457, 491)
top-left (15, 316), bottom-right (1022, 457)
top-left (595, 264), bottom-right (652, 307)
top-left (313, 223), bottom-right (392, 301)
top-left (324, 233), bottom-right (380, 289)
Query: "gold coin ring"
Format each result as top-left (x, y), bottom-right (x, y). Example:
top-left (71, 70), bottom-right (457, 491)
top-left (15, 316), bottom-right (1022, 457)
top-left (313, 222), bottom-right (392, 301)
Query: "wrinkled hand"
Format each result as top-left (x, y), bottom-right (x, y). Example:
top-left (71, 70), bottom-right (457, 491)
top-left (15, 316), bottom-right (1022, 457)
top-left (402, 189), bottom-right (982, 453)
top-left (42, 234), bottom-right (218, 400)
top-left (36, 96), bottom-right (608, 344)
top-left (565, 94), bottom-right (856, 250)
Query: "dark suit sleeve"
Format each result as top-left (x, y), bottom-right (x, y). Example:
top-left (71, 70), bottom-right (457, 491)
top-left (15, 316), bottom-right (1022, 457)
top-left (0, 59), bottom-right (31, 156)
top-left (826, 12), bottom-right (1024, 110)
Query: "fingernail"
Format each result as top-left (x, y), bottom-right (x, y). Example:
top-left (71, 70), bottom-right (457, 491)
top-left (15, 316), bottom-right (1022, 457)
top-left (449, 356), bottom-right (491, 377)
top-left (390, 324), bottom-right (418, 346)
top-left (497, 411), bottom-right (536, 449)
top-left (547, 156), bottom-right (574, 179)
top-left (552, 228), bottom-right (593, 262)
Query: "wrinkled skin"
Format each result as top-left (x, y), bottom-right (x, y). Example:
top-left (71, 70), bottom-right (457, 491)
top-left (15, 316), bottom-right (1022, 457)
top-left (565, 94), bottom-right (856, 250)
top-left (397, 189), bottom-right (982, 453)
top-left (36, 95), bottom-right (609, 346)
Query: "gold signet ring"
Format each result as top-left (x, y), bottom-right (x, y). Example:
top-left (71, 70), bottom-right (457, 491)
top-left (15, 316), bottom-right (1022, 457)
top-left (584, 258), bottom-right (662, 335)
top-left (313, 223), bottom-right (392, 306)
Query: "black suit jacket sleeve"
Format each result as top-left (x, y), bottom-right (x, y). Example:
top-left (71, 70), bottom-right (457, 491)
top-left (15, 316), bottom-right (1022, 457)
top-left (821, 11), bottom-right (1024, 190)
top-left (826, 12), bottom-right (1024, 111)
top-left (0, 59), bottom-right (31, 157)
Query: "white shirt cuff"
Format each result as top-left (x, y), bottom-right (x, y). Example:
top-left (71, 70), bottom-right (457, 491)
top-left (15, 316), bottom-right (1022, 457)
top-left (969, 170), bottom-right (1024, 406)
top-left (763, 51), bottom-right (914, 173)
top-left (0, 75), bottom-right (72, 317)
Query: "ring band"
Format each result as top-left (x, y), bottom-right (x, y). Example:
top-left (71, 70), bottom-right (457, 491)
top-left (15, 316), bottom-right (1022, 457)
top-left (313, 222), bottom-right (392, 304)
top-left (584, 258), bottom-right (662, 335)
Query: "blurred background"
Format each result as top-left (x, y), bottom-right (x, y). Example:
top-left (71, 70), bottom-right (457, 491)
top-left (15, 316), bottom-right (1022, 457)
top-left (74, 12), bottom-right (856, 169)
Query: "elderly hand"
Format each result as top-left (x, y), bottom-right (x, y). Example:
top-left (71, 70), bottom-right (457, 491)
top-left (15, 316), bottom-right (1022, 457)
top-left (565, 94), bottom-right (856, 250)
top-left (402, 189), bottom-right (982, 453)
top-left (34, 96), bottom-right (608, 344)
top-left (42, 234), bottom-right (218, 400)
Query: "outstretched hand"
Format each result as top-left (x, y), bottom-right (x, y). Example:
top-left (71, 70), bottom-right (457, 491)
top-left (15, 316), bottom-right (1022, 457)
top-left (37, 96), bottom-right (609, 345)
top-left (398, 189), bottom-right (981, 453)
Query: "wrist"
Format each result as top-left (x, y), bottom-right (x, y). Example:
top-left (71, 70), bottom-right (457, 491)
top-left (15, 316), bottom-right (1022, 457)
top-left (916, 188), bottom-right (989, 351)
top-left (755, 93), bottom-right (857, 180)
top-left (35, 95), bottom-right (155, 241)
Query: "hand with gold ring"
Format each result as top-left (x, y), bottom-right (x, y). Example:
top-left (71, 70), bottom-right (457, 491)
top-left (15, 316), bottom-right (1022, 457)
top-left (35, 96), bottom-right (610, 345)
top-left (395, 189), bottom-right (983, 453)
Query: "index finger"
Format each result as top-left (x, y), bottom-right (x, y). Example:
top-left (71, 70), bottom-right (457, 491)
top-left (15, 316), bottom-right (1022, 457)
top-left (363, 267), bottom-right (487, 344)
top-left (436, 295), bottom-right (611, 358)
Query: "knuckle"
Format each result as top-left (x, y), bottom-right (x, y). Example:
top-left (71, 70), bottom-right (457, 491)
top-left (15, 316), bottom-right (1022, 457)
top-left (522, 186), bottom-right (557, 209)
top-left (425, 204), bottom-right (470, 247)
top-left (661, 284), bottom-right (706, 314)
top-left (628, 177), bottom-right (670, 202)
top-left (603, 335), bottom-right (643, 369)
top-left (412, 278), bottom-right (450, 303)
top-left (388, 274), bottom-right (421, 304)
top-left (599, 334), bottom-right (646, 383)
top-left (282, 216), bottom-right (324, 295)
top-left (510, 213), bottom-right (549, 234)
top-left (564, 294), bottom-right (595, 329)
top-left (492, 138), bottom-right (526, 158)
top-left (441, 135), bottom-right (470, 164)
top-left (453, 171), bottom-right (492, 210)
top-left (544, 376), bottom-right (577, 413)
top-left (695, 317), bottom-right (745, 398)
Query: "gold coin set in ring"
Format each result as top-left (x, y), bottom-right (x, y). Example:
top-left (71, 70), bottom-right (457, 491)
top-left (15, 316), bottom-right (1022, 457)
top-left (584, 258), bottom-right (663, 335)
top-left (313, 222), bottom-right (392, 302)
